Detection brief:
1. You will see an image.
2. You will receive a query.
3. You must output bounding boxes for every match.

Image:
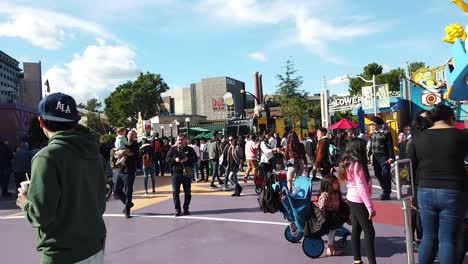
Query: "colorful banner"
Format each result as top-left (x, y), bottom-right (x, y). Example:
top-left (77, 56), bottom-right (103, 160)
top-left (361, 86), bottom-right (373, 110)
top-left (377, 84), bottom-right (390, 108)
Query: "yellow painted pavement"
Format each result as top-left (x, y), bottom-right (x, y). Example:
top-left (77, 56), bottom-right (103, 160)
top-left (4, 176), bottom-right (237, 217)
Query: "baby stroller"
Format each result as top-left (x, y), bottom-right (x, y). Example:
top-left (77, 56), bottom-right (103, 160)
top-left (280, 176), bottom-right (350, 258)
top-left (255, 170), bottom-right (287, 194)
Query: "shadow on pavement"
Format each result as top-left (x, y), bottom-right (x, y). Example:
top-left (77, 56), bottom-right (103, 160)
top-left (0, 198), bottom-right (18, 211)
top-left (190, 207), bottom-right (260, 215)
top-left (374, 236), bottom-right (407, 257)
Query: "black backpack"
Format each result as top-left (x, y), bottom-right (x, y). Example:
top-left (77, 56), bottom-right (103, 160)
top-left (258, 173), bottom-right (281, 214)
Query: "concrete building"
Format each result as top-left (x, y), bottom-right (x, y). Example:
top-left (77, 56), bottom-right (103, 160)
top-left (19, 62), bottom-right (42, 109)
top-left (0, 50), bottom-right (43, 147)
top-left (162, 76), bottom-right (247, 120)
top-left (0, 50), bottom-right (21, 104)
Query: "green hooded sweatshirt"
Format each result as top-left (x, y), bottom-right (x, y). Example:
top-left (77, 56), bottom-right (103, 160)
top-left (22, 128), bottom-right (107, 264)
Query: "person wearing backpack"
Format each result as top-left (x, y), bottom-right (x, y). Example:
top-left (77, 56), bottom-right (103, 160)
top-left (259, 130), bottom-right (280, 177)
top-left (258, 131), bottom-right (281, 213)
top-left (199, 137), bottom-right (210, 182)
top-left (140, 138), bottom-right (156, 194)
top-left (208, 131), bottom-right (224, 188)
top-left (151, 133), bottom-right (163, 177)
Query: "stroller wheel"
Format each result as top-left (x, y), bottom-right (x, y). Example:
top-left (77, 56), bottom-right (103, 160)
top-left (302, 237), bottom-right (325, 258)
top-left (337, 238), bottom-right (349, 249)
top-left (255, 186), bottom-right (262, 194)
top-left (284, 225), bottom-right (303, 243)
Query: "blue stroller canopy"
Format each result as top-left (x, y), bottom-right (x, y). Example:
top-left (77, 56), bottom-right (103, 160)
top-left (281, 176), bottom-right (313, 232)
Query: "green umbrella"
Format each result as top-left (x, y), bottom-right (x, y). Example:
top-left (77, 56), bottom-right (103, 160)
top-left (193, 132), bottom-right (206, 139)
top-left (190, 127), bottom-right (210, 132)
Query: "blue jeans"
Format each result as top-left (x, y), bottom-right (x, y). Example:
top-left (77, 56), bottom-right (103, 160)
top-left (210, 159), bottom-right (220, 185)
top-left (193, 161), bottom-right (199, 181)
top-left (226, 168), bottom-right (239, 187)
top-left (114, 171), bottom-right (136, 212)
top-left (143, 165), bottom-right (156, 192)
top-left (418, 188), bottom-right (468, 264)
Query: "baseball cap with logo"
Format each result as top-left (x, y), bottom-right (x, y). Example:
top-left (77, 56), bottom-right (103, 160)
top-left (38, 93), bottom-right (81, 123)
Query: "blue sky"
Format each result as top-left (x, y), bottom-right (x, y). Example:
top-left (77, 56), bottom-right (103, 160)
top-left (0, 0), bottom-right (465, 104)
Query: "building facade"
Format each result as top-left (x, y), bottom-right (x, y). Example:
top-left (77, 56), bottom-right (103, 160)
top-left (0, 50), bottom-right (43, 147)
top-left (162, 76), bottom-right (246, 120)
top-left (20, 62), bottom-right (42, 109)
top-left (0, 50), bottom-right (21, 104)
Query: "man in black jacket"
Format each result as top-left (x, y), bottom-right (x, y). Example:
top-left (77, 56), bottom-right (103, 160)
top-left (166, 134), bottom-right (197, 216)
top-left (114, 130), bottom-right (139, 218)
top-left (368, 116), bottom-right (395, 200)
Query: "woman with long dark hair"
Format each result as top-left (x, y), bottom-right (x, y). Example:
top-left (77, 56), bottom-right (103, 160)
top-left (408, 104), bottom-right (468, 264)
top-left (282, 131), bottom-right (307, 190)
top-left (338, 138), bottom-right (376, 264)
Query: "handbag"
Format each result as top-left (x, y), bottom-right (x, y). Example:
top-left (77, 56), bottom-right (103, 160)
top-left (183, 165), bottom-right (194, 178)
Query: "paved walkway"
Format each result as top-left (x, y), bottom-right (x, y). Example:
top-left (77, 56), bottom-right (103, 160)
top-left (0, 170), bottom-right (441, 263)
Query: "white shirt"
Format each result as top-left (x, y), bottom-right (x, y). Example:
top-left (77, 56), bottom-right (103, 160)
top-left (200, 143), bottom-right (208, 161)
top-left (190, 144), bottom-right (200, 159)
top-left (269, 137), bottom-right (277, 149)
top-left (260, 141), bottom-right (274, 164)
top-left (281, 137), bottom-right (288, 148)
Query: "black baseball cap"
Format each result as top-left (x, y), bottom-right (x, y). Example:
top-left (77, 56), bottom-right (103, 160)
top-left (38, 93), bottom-right (81, 123)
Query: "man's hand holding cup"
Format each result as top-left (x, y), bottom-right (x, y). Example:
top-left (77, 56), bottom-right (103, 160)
top-left (16, 180), bottom-right (30, 209)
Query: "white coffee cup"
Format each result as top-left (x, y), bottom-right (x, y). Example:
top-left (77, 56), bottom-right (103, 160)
top-left (20, 180), bottom-right (30, 193)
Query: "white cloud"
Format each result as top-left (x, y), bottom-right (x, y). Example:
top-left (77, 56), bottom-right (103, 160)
top-left (0, 3), bottom-right (116, 49)
top-left (197, 0), bottom-right (297, 25)
top-left (248, 51), bottom-right (267, 62)
top-left (197, 0), bottom-right (382, 64)
top-left (43, 40), bottom-right (140, 104)
top-left (382, 64), bottom-right (391, 73)
top-left (294, 10), bottom-right (381, 64)
top-left (328, 75), bottom-right (349, 86)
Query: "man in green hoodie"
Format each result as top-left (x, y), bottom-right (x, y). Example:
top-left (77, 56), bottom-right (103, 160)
top-left (16, 93), bottom-right (107, 264)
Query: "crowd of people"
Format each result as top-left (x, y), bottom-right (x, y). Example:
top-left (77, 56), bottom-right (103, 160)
top-left (0, 92), bottom-right (465, 264)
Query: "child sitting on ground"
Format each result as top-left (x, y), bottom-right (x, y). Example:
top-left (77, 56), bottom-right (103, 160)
top-left (114, 127), bottom-right (130, 166)
top-left (318, 175), bottom-right (348, 257)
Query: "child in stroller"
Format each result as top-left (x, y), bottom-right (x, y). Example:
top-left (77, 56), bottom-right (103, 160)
top-left (280, 176), bottom-right (351, 258)
top-left (317, 175), bottom-right (350, 256)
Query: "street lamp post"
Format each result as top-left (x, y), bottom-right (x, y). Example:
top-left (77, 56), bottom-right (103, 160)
top-left (161, 125), bottom-right (165, 138)
top-left (344, 74), bottom-right (377, 115)
top-left (240, 89), bottom-right (262, 118)
top-left (175, 120), bottom-right (180, 135)
top-left (169, 123), bottom-right (173, 139)
top-left (185, 117), bottom-right (190, 139)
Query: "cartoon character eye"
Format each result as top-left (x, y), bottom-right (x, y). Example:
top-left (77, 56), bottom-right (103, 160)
top-left (424, 72), bottom-right (432, 79)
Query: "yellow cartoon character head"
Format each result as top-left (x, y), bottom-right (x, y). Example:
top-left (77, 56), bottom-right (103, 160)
top-left (413, 68), bottom-right (438, 89)
top-left (443, 23), bottom-right (467, 44)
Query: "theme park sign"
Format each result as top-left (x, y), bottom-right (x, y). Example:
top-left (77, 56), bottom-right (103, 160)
top-left (329, 96), bottom-right (363, 113)
top-left (329, 91), bottom-right (400, 113)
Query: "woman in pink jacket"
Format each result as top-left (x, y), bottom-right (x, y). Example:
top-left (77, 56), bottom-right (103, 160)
top-left (338, 138), bottom-right (377, 264)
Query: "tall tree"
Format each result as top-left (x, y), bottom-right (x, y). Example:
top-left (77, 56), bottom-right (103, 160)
top-left (104, 72), bottom-right (169, 127)
top-left (348, 63), bottom-right (384, 95)
top-left (84, 98), bottom-right (107, 135)
top-left (376, 68), bottom-right (405, 92)
top-left (275, 58), bottom-right (307, 129)
top-left (85, 98), bottom-right (102, 112)
top-left (409, 61), bottom-right (427, 76)
top-left (276, 58), bottom-right (304, 97)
